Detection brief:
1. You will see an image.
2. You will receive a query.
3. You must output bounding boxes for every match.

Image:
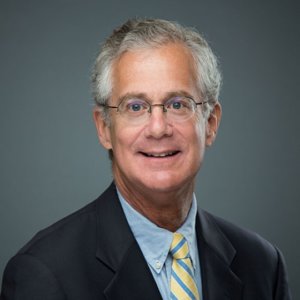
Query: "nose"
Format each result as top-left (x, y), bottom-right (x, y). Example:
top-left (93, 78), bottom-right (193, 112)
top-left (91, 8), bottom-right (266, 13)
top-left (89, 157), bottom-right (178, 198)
top-left (144, 105), bottom-right (173, 139)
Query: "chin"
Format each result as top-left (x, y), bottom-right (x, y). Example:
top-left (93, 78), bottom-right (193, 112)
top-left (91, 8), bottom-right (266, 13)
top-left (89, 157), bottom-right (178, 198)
top-left (139, 173), bottom-right (192, 193)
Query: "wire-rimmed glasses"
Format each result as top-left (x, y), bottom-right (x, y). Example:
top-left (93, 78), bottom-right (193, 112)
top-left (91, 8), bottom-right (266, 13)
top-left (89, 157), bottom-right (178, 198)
top-left (99, 96), bottom-right (207, 125)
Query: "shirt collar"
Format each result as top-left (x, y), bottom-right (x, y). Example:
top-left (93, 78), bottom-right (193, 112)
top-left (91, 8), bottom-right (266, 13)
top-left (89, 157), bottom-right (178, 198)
top-left (117, 190), bottom-right (198, 274)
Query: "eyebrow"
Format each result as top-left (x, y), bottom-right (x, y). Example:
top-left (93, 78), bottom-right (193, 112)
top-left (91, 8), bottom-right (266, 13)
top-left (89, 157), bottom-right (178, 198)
top-left (117, 90), bottom-right (195, 104)
top-left (117, 93), bottom-right (150, 104)
top-left (163, 90), bottom-right (195, 101)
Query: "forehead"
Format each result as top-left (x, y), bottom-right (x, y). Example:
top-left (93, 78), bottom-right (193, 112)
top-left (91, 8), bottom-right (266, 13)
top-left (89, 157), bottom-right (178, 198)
top-left (111, 43), bottom-right (199, 101)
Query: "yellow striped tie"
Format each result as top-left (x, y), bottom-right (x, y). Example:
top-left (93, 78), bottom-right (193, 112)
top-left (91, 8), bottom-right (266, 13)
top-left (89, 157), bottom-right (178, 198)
top-left (170, 232), bottom-right (200, 300)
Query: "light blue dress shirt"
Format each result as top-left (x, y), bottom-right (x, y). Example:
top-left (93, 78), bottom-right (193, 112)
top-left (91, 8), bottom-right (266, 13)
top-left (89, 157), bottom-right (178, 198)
top-left (118, 190), bottom-right (202, 300)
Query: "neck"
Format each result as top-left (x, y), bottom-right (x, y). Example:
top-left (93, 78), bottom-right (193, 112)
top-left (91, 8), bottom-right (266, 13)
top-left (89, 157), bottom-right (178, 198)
top-left (115, 178), bottom-right (195, 232)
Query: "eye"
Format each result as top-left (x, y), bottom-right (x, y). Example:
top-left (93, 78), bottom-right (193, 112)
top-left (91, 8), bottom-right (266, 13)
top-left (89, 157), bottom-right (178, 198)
top-left (130, 103), bottom-right (142, 111)
top-left (166, 97), bottom-right (190, 110)
top-left (123, 99), bottom-right (148, 113)
top-left (171, 101), bottom-right (182, 110)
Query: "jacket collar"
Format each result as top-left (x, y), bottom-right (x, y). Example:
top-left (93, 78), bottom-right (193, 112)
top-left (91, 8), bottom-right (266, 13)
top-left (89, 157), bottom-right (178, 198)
top-left (95, 183), bottom-right (162, 300)
top-left (95, 183), bottom-right (134, 271)
top-left (196, 209), bottom-right (243, 300)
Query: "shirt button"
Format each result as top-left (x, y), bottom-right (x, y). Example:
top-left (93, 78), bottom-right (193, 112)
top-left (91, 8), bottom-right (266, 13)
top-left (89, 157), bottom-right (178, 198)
top-left (155, 260), bottom-right (161, 269)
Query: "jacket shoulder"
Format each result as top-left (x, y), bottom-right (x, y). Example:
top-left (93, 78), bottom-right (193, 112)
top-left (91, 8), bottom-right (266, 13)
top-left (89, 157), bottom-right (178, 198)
top-left (18, 198), bottom-right (98, 256)
top-left (17, 183), bottom-right (117, 260)
top-left (201, 210), bottom-right (284, 284)
top-left (199, 210), bottom-right (291, 300)
top-left (204, 210), bottom-right (278, 260)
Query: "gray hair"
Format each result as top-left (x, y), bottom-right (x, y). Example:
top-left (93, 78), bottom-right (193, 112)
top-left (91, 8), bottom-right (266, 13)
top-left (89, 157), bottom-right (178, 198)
top-left (92, 18), bottom-right (222, 121)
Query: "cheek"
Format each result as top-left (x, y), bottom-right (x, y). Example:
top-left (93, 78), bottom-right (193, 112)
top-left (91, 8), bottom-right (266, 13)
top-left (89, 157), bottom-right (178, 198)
top-left (188, 122), bottom-right (206, 158)
top-left (109, 125), bottom-right (140, 155)
top-left (188, 119), bottom-right (206, 144)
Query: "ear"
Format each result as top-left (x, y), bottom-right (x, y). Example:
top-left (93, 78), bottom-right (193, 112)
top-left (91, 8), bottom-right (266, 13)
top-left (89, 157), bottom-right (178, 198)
top-left (205, 102), bottom-right (222, 147)
top-left (93, 108), bottom-right (113, 150)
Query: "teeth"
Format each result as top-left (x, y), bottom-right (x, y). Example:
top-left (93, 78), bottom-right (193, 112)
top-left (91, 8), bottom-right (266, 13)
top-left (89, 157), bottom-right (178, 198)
top-left (148, 152), bottom-right (175, 157)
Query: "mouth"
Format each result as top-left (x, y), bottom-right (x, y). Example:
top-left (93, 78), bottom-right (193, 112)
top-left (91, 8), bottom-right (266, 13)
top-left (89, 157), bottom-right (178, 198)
top-left (140, 151), bottom-right (180, 158)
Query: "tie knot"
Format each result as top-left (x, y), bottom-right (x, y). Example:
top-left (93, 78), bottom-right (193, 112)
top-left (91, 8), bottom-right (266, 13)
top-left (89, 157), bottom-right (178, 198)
top-left (170, 232), bottom-right (190, 260)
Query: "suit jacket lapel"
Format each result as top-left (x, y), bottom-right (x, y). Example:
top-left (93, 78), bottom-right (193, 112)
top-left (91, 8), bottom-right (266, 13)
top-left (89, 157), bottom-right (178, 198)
top-left (196, 209), bottom-right (243, 300)
top-left (95, 183), bottom-right (162, 300)
top-left (104, 241), bottom-right (163, 300)
top-left (94, 183), bottom-right (242, 299)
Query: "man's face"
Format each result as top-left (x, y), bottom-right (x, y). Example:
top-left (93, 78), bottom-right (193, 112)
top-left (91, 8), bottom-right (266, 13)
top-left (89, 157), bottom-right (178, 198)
top-left (94, 43), bottom-right (220, 196)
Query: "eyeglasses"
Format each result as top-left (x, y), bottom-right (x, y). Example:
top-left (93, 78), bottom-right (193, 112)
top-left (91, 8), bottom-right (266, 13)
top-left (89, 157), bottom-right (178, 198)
top-left (99, 96), bottom-right (207, 125)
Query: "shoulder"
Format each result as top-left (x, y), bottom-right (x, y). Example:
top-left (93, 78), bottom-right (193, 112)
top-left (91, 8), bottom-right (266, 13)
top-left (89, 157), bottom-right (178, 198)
top-left (18, 198), bottom-right (98, 258)
top-left (199, 209), bottom-right (281, 274)
top-left (11, 183), bottom-right (117, 267)
top-left (198, 210), bottom-right (292, 299)
top-left (222, 213), bottom-right (273, 244)
top-left (1, 184), bottom-right (118, 299)
top-left (202, 209), bottom-right (277, 253)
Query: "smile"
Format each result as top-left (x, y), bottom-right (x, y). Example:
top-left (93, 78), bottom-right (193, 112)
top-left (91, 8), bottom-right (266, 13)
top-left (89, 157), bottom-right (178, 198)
top-left (141, 151), bottom-right (180, 158)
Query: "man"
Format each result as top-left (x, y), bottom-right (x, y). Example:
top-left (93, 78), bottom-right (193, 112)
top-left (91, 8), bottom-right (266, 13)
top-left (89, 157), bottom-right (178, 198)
top-left (1, 18), bottom-right (291, 300)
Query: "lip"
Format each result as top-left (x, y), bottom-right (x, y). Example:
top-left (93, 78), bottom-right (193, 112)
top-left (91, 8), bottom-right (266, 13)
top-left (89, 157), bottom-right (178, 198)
top-left (139, 150), bottom-right (180, 158)
top-left (137, 150), bottom-right (182, 165)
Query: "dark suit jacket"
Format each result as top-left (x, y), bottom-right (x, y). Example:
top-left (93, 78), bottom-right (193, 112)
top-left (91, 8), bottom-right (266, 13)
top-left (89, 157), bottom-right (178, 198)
top-left (1, 183), bottom-right (291, 300)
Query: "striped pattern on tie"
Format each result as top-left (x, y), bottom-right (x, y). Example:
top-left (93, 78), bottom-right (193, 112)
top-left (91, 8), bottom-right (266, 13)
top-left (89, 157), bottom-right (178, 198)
top-left (170, 232), bottom-right (200, 300)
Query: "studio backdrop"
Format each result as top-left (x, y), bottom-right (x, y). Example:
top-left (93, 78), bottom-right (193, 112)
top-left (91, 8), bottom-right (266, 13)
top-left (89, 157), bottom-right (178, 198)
top-left (0, 0), bottom-right (299, 298)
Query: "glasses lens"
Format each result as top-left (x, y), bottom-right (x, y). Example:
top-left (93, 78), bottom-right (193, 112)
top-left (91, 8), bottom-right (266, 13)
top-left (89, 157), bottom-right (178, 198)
top-left (118, 98), bottom-right (149, 123)
top-left (165, 96), bottom-right (195, 121)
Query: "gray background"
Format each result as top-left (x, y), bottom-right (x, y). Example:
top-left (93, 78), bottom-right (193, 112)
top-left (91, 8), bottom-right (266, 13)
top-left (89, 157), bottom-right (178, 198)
top-left (1, 0), bottom-right (299, 297)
